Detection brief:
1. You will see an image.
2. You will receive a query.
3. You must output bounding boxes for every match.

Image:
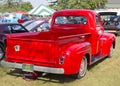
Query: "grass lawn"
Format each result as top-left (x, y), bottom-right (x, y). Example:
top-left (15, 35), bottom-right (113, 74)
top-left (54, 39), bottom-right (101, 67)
top-left (0, 36), bottom-right (120, 86)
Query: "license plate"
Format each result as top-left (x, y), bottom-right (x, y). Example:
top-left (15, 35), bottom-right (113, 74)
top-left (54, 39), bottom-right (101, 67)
top-left (22, 64), bottom-right (34, 72)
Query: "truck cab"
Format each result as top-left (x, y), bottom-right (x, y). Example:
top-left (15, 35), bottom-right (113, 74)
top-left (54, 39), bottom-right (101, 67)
top-left (1, 9), bottom-right (116, 79)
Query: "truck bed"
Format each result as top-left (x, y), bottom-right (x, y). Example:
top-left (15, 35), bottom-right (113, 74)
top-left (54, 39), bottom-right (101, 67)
top-left (5, 31), bottom-right (91, 67)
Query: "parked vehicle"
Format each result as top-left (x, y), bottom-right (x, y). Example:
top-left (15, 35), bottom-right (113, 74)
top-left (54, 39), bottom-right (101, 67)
top-left (1, 9), bottom-right (116, 79)
top-left (4, 13), bottom-right (29, 23)
top-left (0, 23), bottom-right (28, 60)
top-left (21, 20), bottom-right (49, 32)
top-left (99, 12), bottom-right (120, 36)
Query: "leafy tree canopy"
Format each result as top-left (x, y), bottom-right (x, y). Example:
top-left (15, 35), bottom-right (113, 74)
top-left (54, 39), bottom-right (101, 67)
top-left (50, 0), bottom-right (108, 10)
top-left (0, 0), bottom-right (33, 13)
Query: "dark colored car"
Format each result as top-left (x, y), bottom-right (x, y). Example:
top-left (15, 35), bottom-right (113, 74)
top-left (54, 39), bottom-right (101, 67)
top-left (0, 23), bottom-right (28, 60)
top-left (99, 12), bottom-right (120, 36)
top-left (22, 20), bottom-right (49, 32)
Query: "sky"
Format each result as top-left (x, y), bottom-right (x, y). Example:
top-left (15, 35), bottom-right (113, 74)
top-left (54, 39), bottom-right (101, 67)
top-left (23, 0), bottom-right (53, 8)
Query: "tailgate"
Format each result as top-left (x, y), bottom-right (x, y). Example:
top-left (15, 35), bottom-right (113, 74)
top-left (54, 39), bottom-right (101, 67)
top-left (6, 38), bottom-right (57, 67)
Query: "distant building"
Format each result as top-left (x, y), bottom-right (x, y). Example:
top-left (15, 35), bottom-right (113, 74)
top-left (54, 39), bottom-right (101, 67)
top-left (105, 0), bottom-right (120, 9)
top-left (0, 0), bottom-right (6, 4)
top-left (104, 0), bottom-right (120, 14)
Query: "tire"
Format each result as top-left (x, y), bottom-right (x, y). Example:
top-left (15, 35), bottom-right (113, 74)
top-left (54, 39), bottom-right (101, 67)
top-left (73, 56), bottom-right (87, 79)
top-left (0, 44), bottom-right (5, 61)
top-left (108, 44), bottom-right (113, 58)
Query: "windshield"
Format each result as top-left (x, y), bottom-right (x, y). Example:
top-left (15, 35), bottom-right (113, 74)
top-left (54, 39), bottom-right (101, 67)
top-left (100, 15), bottom-right (119, 26)
top-left (55, 16), bottom-right (87, 24)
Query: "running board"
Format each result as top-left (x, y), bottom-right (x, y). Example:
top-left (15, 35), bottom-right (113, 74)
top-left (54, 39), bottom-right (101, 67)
top-left (91, 55), bottom-right (107, 65)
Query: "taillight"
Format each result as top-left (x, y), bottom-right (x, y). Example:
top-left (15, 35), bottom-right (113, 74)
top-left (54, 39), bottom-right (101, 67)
top-left (59, 56), bottom-right (65, 65)
top-left (18, 19), bottom-right (25, 23)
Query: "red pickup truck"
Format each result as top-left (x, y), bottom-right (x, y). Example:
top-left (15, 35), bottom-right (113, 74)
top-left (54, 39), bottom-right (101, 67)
top-left (1, 9), bottom-right (116, 79)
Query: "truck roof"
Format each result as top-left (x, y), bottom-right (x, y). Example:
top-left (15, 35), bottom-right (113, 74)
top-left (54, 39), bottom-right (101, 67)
top-left (99, 12), bottom-right (117, 15)
top-left (53, 9), bottom-right (97, 16)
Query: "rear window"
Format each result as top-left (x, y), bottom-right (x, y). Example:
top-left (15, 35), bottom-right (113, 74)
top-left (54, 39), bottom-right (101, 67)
top-left (55, 16), bottom-right (87, 24)
top-left (100, 15), bottom-right (117, 21)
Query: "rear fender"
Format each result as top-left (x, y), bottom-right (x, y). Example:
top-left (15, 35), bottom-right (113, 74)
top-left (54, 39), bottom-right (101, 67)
top-left (58, 42), bottom-right (91, 74)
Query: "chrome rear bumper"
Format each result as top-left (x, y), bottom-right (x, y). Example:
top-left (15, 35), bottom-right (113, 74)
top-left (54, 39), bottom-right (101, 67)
top-left (1, 60), bottom-right (64, 74)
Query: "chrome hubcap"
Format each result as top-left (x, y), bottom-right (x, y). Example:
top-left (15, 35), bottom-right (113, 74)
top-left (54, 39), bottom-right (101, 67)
top-left (80, 57), bottom-right (87, 76)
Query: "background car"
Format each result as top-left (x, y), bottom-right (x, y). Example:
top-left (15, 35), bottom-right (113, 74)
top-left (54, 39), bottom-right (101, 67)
top-left (0, 23), bottom-right (28, 60)
top-left (99, 12), bottom-right (120, 36)
top-left (3, 13), bottom-right (29, 23)
top-left (22, 19), bottom-right (50, 32)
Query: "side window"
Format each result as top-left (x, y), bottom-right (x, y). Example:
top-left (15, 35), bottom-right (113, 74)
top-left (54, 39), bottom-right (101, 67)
top-left (3, 26), bottom-right (11, 34)
top-left (96, 16), bottom-right (100, 26)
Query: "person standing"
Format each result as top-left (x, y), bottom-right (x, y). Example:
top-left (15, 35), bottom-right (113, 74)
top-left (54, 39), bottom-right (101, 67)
top-left (1, 15), bottom-right (7, 22)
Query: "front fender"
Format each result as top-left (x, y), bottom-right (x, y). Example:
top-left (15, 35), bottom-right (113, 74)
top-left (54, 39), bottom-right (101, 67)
top-left (59, 42), bottom-right (91, 74)
top-left (101, 33), bottom-right (116, 55)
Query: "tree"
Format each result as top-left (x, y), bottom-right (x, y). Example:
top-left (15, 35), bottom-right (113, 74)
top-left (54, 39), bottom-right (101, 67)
top-left (50, 0), bottom-right (108, 10)
top-left (0, 1), bottom-right (32, 12)
top-left (6, 0), bottom-right (13, 8)
top-left (19, 2), bottom-right (33, 12)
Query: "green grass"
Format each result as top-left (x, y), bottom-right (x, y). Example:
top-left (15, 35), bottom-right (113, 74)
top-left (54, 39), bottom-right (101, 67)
top-left (0, 37), bottom-right (120, 86)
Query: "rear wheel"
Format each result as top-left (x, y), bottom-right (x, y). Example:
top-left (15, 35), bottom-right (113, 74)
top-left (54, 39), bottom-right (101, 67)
top-left (0, 44), bottom-right (5, 61)
top-left (73, 56), bottom-right (87, 79)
